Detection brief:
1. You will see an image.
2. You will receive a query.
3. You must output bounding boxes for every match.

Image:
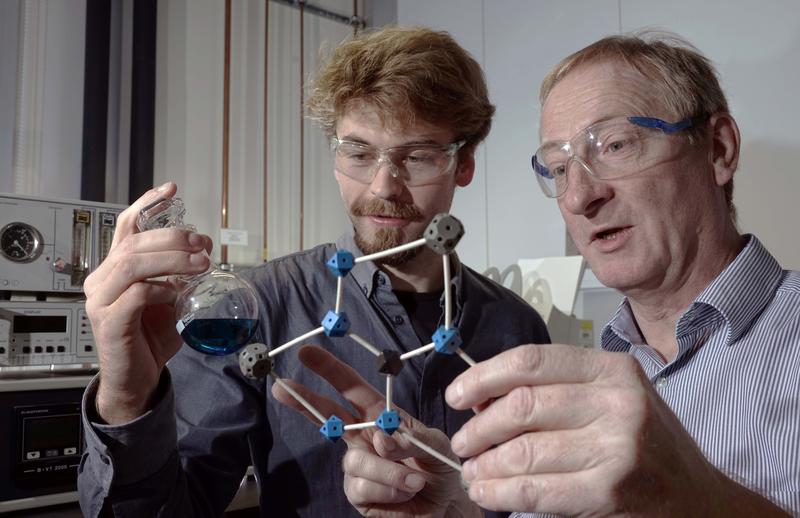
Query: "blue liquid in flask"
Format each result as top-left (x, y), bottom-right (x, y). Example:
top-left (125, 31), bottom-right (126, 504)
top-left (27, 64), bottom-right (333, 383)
top-left (137, 196), bottom-right (261, 356)
top-left (179, 318), bottom-right (259, 356)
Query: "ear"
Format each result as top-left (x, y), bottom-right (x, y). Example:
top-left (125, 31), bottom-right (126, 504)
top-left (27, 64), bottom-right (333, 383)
top-left (455, 150), bottom-right (476, 187)
top-left (709, 112), bottom-right (740, 187)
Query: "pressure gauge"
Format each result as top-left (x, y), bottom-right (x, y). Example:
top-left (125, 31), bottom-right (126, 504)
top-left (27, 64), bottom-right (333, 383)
top-left (1, 222), bottom-right (44, 263)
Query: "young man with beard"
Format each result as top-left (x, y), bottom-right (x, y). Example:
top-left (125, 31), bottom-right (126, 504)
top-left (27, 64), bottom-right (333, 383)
top-left (77, 26), bottom-right (549, 517)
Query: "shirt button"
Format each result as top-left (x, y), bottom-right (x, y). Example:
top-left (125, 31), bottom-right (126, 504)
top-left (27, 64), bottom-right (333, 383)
top-left (655, 376), bottom-right (668, 388)
top-left (378, 275), bottom-right (386, 286)
top-left (393, 316), bottom-right (404, 325)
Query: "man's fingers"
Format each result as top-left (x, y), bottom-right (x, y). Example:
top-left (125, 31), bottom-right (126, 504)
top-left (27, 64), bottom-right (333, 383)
top-left (461, 429), bottom-right (606, 481)
top-left (109, 280), bottom-right (177, 315)
top-left (297, 345), bottom-right (385, 415)
top-left (92, 280), bottom-right (178, 337)
top-left (446, 344), bottom-right (610, 410)
top-left (343, 474), bottom-right (416, 507)
top-left (88, 250), bottom-right (209, 307)
top-left (450, 383), bottom-right (601, 457)
top-left (110, 182), bottom-right (176, 250)
top-left (343, 448), bottom-right (427, 498)
top-left (270, 377), bottom-right (355, 427)
top-left (118, 227), bottom-right (210, 255)
top-left (371, 431), bottom-right (423, 463)
top-left (86, 227), bottom-right (211, 300)
top-left (372, 426), bottom-right (450, 465)
top-left (372, 420), bottom-right (460, 476)
top-left (468, 471), bottom-right (603, 514)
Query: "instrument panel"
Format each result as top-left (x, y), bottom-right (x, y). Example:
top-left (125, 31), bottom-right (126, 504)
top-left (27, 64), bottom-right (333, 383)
top-left (0, 301), bottom-right (96, 369)
top-left (0, 194), bottom-right (122, 293)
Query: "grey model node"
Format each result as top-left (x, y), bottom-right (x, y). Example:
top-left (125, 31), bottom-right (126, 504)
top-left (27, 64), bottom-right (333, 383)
top-left (424, 213), bottom-right (464, 255)
top-left (239, 343), bottom-right (273, 380)
top-left (237, 213), bottom-right (474, 477)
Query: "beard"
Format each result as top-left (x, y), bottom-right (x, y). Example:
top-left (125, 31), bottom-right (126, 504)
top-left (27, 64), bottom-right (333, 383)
top-left (352, 198), bottom-right (425, 266)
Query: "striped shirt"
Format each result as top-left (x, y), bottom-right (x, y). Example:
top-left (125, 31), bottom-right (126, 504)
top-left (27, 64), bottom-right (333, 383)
top-left (515, 235), bottom-right (799, 517)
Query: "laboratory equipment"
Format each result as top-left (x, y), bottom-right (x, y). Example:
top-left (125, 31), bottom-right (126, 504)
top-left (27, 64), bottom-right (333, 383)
top-left (137, 197), bottom-right (259, 355)
top-left (0, 193), bottom-right (125, 512)
top-left (0, 193), bottom-right (125, 371)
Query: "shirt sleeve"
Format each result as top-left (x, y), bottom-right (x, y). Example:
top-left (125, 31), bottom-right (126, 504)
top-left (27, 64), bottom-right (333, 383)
top-left (78, 370), bottom-right (181, 517)
top-left (78, 353), bottom-right (264, 518)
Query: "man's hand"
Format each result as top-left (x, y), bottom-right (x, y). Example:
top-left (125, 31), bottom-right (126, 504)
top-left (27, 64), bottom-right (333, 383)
top-left (445, 344), bottom-right (790, 517)
top-left (272, 345), bottom-right (481, 518)
top-left (84, 183), bottom-right (212, 424)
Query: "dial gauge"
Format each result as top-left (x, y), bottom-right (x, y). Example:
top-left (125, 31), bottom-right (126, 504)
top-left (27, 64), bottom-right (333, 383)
top-left (1, 222), bottom-right (44, 263)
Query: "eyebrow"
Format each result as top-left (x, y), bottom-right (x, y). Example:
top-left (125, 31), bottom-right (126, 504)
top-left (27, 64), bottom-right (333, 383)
top-left (338, 134), bottom-right (446, 147)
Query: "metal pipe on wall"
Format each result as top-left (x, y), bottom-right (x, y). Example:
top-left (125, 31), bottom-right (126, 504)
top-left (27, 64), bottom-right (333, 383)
top-left (262, 0), bottom-right (270, 262)
top-left (353, 0), bottom-right (358, 36)
top-left (298, 1), bottom-right (305, 251)
top-left (271, 0), bottom-right (364, 28)
top-left (221, 0), bottom-right (232, 264)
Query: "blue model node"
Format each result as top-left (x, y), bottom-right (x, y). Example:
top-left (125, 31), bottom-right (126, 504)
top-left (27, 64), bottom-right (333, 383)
top-left (322, 310), bottom-right (351, 337)
top-left (320, 415), bottom-right (344, 442)
top-left (375, 410), bottom-right (401, 435)
top-left (432, 326), bottom-right (462, 354)
top-left (326, 250), bottom-right (354, 277)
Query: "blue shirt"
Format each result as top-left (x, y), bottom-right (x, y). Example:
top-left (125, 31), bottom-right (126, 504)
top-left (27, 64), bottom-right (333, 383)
top-left (79, 233), bottom-right (550, 517)
top-left (515, 235), bottom-right (800, 517)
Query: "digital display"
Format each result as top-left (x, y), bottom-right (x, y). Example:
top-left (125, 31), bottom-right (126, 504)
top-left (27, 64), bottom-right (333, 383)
top-left (23, 414), bottom-right (80, 457)
top-left (13, 315), bottom-right (67, 333)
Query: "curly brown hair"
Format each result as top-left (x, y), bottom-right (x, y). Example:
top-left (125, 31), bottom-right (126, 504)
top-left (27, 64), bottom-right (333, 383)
top-left (306, 26), bottom-right (495, 150)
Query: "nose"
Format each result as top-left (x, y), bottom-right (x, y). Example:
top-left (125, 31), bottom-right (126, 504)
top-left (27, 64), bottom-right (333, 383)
top-left (369, 158), bottom-right (405, 199)
top-left (558, 159), bottom-right (612, 216)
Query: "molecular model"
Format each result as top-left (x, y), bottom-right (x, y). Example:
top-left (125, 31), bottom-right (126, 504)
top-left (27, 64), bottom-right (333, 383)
top-left (239, 213), bottom-right (475, 473)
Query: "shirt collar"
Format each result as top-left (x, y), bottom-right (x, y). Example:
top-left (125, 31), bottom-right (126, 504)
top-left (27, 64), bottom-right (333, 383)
top-left (601, 299), bottom-right (638, 352)
top-left (601, 235), bottom-right (783, 351)
top-left (334, 232), bottom-right (465, 306)
top-left (688, 235), bottom-right (782, 346)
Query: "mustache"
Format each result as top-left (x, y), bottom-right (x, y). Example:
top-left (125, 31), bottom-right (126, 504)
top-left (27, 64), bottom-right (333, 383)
top-left (352, 199), bottom-right (424, 221)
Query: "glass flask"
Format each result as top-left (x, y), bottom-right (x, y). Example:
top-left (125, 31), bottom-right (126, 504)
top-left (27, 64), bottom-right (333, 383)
top-left (137, 197), bottom-right (259, 355)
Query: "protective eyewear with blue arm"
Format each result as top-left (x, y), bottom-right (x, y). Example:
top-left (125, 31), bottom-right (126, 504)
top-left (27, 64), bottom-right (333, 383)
top-left (532, 116), bottom-right (702, 198)
top-left (331, 137), bottom-right (466, 187)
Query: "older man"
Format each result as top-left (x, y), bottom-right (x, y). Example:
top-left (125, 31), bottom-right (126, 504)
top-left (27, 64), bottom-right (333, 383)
top-left (332, 32), bottom-right (799, 517)
top-left (446, 33), bottom-right (799, 516)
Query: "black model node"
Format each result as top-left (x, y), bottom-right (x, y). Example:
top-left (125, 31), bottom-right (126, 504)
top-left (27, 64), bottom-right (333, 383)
top-left (376, 349), bottom-right (404, 376)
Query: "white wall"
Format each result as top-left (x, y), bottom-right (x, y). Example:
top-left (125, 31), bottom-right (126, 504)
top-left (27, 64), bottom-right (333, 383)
top-left (154, 0), bottom-right (354, 266)
top-left (0, 0), bottom-right (86, 198)
top-left (619, 0), bottom-right (800, 271)
top-left (399, 0), bottom-right (800, 276)
top-left (0, 0), bottom-right (20, 193)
